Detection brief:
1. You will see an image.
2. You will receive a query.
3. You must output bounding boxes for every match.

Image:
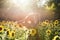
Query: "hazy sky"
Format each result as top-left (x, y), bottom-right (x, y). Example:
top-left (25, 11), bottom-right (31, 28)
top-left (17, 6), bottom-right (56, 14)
top-left (0, 0), bottom-right (60, 23)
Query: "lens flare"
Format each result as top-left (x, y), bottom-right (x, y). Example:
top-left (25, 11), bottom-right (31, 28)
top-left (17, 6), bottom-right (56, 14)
top-left (7, 0), bottom-right (34, 12)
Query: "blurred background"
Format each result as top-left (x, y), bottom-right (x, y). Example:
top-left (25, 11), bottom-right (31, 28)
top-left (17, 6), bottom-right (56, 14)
top-left (0, 0), bottom-right (60, 27)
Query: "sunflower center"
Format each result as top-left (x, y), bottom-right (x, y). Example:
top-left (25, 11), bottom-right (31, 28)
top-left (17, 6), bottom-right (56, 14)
top-left (0, 27), bottom-right (2, 31)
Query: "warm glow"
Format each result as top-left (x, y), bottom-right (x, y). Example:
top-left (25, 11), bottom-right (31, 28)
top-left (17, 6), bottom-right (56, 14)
top-left (28, 21), bottom-right (32, 24)
top-left (7, 0), bottom-right (34, 12)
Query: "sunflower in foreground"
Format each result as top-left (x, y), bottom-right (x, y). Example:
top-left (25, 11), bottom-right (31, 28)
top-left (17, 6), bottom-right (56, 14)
top-left (52, 35), bottom-right (60, 40)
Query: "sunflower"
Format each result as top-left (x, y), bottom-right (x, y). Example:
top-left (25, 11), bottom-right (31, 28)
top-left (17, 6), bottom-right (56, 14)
top-left (10, 31), bottom-right (15, 38)
top-left (7, 29), bottom-right (11, 37)
top-left (52, 35), bottom-right (60, 40)
top-left (29, 29), bottom-right (37, 36)
top-left (41, 20), bottom-right (50, 26)
top-left (44, 20), bottom-right (49, 24)
top-left (54, 20), bottom-right (59, 26)
top-left (46, 3), bottom-right (55, 10)
top-left (1, 21), bottom-right (6, 25)
top-left (0, 25), bottom-right (4, 33)
top-left (46, 29), bottom-right (51, 35)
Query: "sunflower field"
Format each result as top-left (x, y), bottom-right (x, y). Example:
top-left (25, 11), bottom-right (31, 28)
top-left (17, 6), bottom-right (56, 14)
top-left (37, 20), bottom-right (60, 40)
top-left (0, 20), bottom-right (60, 40)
